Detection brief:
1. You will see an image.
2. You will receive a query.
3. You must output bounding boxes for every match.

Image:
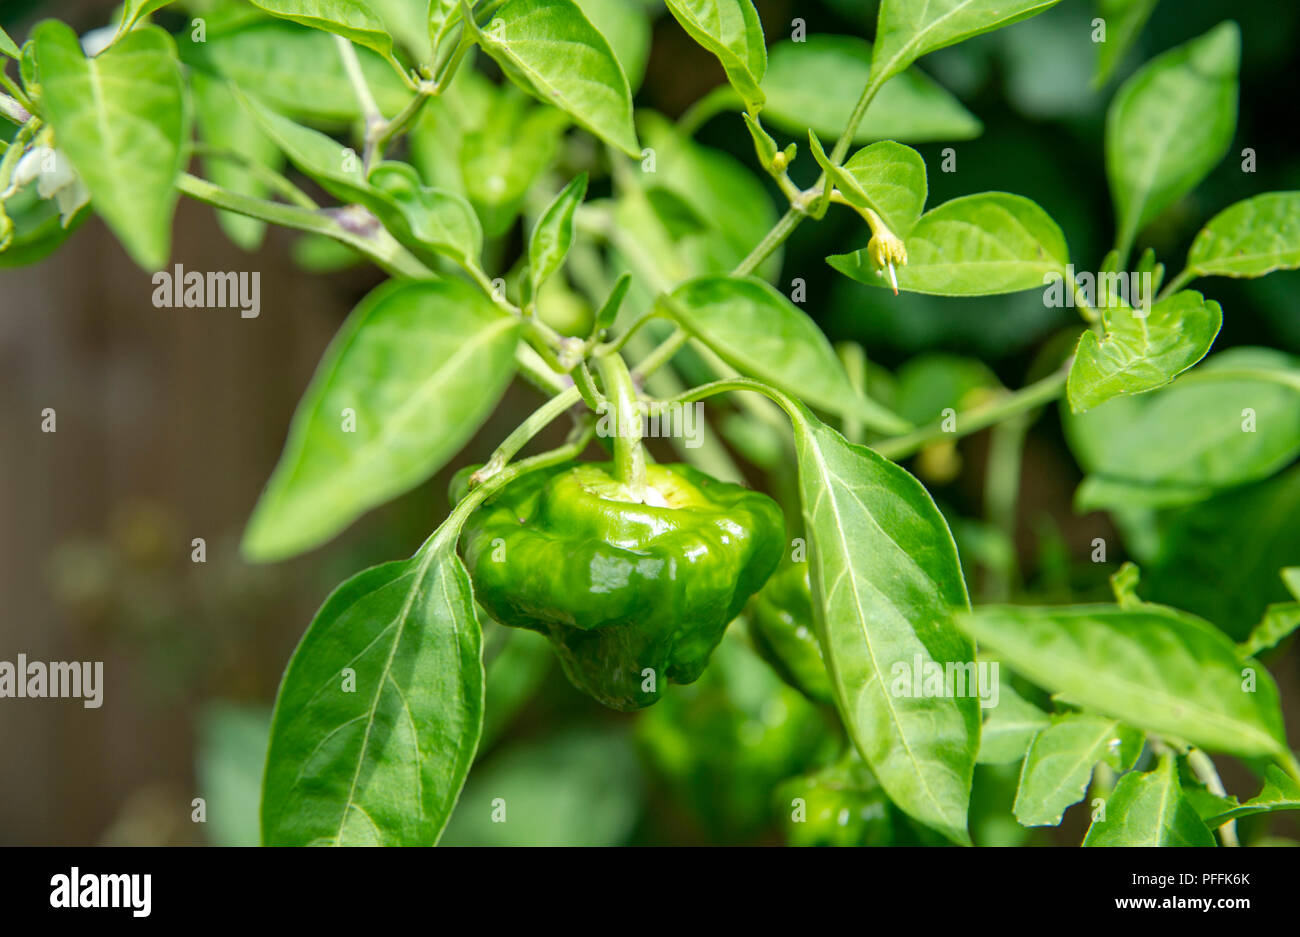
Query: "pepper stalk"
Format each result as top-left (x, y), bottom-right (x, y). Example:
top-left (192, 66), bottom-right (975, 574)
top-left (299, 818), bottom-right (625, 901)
top-left (594, 352), bottom-right (648, 498)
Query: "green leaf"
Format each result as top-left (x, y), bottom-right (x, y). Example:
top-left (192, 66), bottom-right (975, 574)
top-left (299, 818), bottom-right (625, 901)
top-left (428, 0), bottom-right (461, 61)
top-left (472, 0), bottom-right (639, 157)
top-left (528, 173), bottom-right (587, 297)
top-left (592, 273), bottom-right (631, 335)
top-left (761, 36), bottom-right (981, 143)
top-left (180, 21), bottom-right (412, 124)
top-left (440, 726), bottom-right (642, 845)
top-left (367, 0), bottom-right (434, 60)
top-left (246, 0), bottom-right (397, 62)
top-left (261, 524), bottom-right (483, 845)
top-left (1106, 21), bottom-right (1240, 253)
top-left (894, 354), bottom-right (1000, 428)
top-left (637, 112), bottom-right (779, 279)
top-left (977, 677), bottom-right (1049, 766)
top-left (1204, 766), bottom-right (1300, 826)
top-left (664, 0), bottom-right (766, 112)
top-left (788, 403), bottom-right (978, 843)
top-left (233, 87), bottom-right (371, 204)
top-left (1083, 755), bottom-right (1217, 846)
top-left (459, 89), bottom-right (566, 237)
top-left (243, 280), bottom-right (519, 562)
top-left (1241, 604), bottom-right (1300, 658)
top-left (1066, 348), bottom-right (1300, 503)
top-left (959, 603), bottom-right (1290, 758)
top-left (828, 192), bottom-right (1069, 296)
top-left (573, 0), bottom-right (653, 91)
top-left (1144, 469), bottom-right (1300, 642)
top-left (1186, 192), bottom-right (1300, 280)
top-left (0, 26), bottom-right (19, 59)
top-left (191, 73), bottom-right (283, 250)
top-left (871, 0), bottom-right (1063, 85)
top-left (817, 138), bottom-right (927, 238)
top-left (666, 276), bottom-right (911, 434)
top-left (1067, 290), bottom-right (1223, 413)
top-left (32, 22), bottom-right (188, 271)
top-left (1014, 713), bottom-right (1141, 826)
top-left (366, 160), bottom-right (483, 268)
top-left (117, 1), bottom-right (176, 36)
top-left (1094, 0), bottom-right (1159, 87)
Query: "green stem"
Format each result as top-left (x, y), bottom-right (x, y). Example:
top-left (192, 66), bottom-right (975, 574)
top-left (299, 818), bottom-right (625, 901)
top-left (984, 415), bottom-right (1028, 601)
top-left (631, 327), bottom-right (689, 382)
top-left (175, 172), bottom-right (428, 278)
top-left (372, 85), bottom-right (436, 160)
top-left (595, 353), bottom-right (647, 492)
top-left (190, 143), bottom-right (318, 209)
top-left (1186, 748), bottom-right (1240, 847)
top-left (470, 385), bottom-right (585, 487)
top-left (874, 367), bottom-right (1068, 461)
top-left (733, 206), bottom-right (803, 277)
top-left (1155, 267), bottom-right (1196, 303)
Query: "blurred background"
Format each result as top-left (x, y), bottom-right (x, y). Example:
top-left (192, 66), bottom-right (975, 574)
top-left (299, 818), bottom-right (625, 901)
top-left (2, 0), bottom-right (1298, 846)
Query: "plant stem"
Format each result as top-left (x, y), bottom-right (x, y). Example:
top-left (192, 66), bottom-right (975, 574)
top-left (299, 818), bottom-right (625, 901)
top-left (372, 84), bottom-right (436, 160)
top-left (1155, 267), bottom-right (1196, 303)
top-left (470, 385), bottom-right (584, 487)
top-left (733, 205), bottom-right (804, 277)
top-left (595, 352), bottom-right (647, 493)
top-left (190, 143), bottom-right (318, 209)
top-left (984, 415), bottom-right (1028, 601)
top-left (875, 367), bottom-right (1069, 461)
top-left (175, 172), bottom-right (428, 278)
top-left (631, 327), bottom-right (689, 382)
top-left (1186, 748), bottom-right (1239, 847)
top-left (334, 35), bottom-right (387, 167)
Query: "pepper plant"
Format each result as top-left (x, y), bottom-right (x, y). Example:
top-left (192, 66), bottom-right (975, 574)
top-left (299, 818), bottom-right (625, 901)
top-left (4, 0), bottom-right (1300, 847)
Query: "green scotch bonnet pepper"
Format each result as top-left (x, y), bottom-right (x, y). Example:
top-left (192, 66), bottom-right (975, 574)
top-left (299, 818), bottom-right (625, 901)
top-left (454, 460), bottom-right (785, 710)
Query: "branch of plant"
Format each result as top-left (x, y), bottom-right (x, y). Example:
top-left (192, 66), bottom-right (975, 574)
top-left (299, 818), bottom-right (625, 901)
top-left (189, 144), bottom-right (318, 209)
top-left (468, 384), bottom-right (585, 488)
top-left (874, 366), bottom-right (1069, 461)
top-left (1155, 267), bottom-right (1196, 303)
top-left (1186, 748), bottom-right (1239, 847)
top-left (595, 352), bottom-right (648, 493)
top-left (984, 415), bottom-right (1029, 601)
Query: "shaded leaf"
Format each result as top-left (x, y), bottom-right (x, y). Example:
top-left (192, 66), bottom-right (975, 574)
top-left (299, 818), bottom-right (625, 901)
top-left (367, 160), bottom-right (483, 268)
top-left (247, 0), bottom-right (397, 62)
top-left (664, 0), bottom-right (766, 111)
top-left (1094, 0), bottom-right (1159, 87)
top-left (1013, 712), bottom-right (1141, 825)
top-left (1187, 192), bottom-right (1300, 280)
top-left (1083, 755), bottom-right (1216, 846)
top-left (977, 676), bottom-right (1049, 766)
top-left (1204, 766), bottom-right (1300, 826)
top-left (528, 173), bottom-right (587, 296)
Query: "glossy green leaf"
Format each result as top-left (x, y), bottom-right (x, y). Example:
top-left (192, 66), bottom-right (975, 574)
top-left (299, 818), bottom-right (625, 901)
top-left (788, 402), bottom-right (978, 843)
top-left (262, 525), bottom-right (483, 845)
top-left (1083, 755), bottom-right (1216, 846)
top-left (1094, 0), bottom-right (1159, 87)
top-left (574, 0), bottom-right (653, 91)
top-left (529, 173), bottom-right (587, 297)
top-left (664, 0), bottom-right (766, 111)
top-left (234, 87), bottom-right (371, 204)
top-left (1014, 712), bottom-right (1141, 826)
top-left (593, 273), bottom-right (631, 335)
top-left (1067, 291), bottom-right (1222, 413)
top-left (829, 192), bottom-right (1069, 296)
top-left (366, 161), bottom-right (483, 268)
top-left (32, 22), bottom-right (188, 271)
top-left (243, 280), bottom-right (520, 562)
top-left (247, 0), bottom-right (397, 62)
top-left (977, 677), bottom-right (1049, 766)
top-left (1186, 192), bottom-right (1300, 280)
top-left (1106, 21), bottom-right (1239, 252)
top-left (871, 0), bottom-right (1063, 85)
top-left (180, 21), bottom-right (412, 124)
top-left (191, 72), bottom-right (283, 250)
top-left (819, 138), bottom-right (927, 239)
top-left (666, 276), bottom-right (911, 434)
top-left (761, 37), bottom-right (981, 143)
top-left (1204, 766), bottom-right (1300, 826)
top-left (1066, 348), bottom-right (1300, 504)
top-left (472, 0), bottom-right (638, 157)
top-left (0, 26), bottom-right (19, 59)
top-left (959, 603), bottom-right (1290, 758)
